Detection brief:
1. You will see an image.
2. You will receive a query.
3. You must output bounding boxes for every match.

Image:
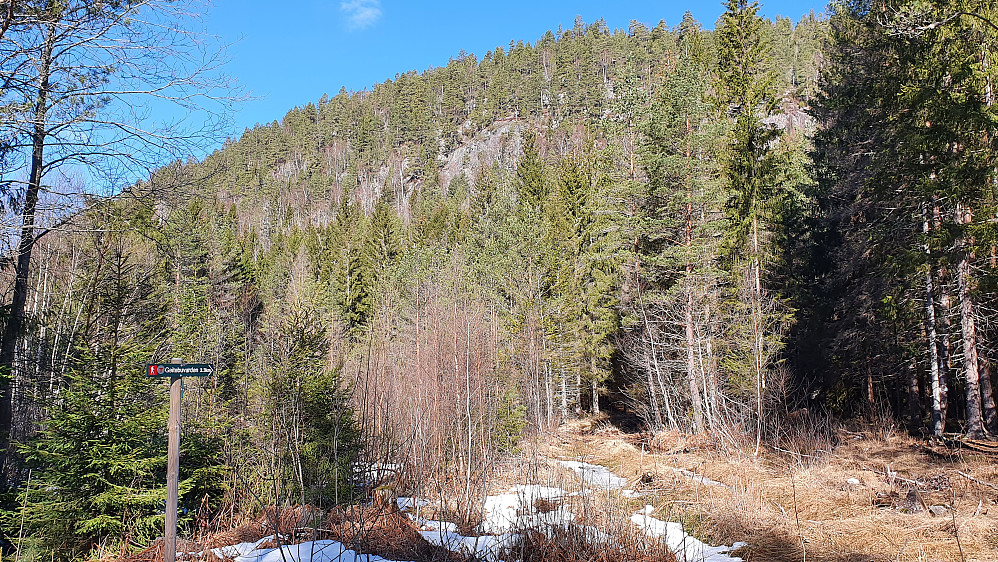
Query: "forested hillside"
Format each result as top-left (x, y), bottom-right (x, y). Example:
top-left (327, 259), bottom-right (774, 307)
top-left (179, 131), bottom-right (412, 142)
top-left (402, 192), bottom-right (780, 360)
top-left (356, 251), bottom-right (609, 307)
top-left (1, 0), bottom-right (997, 559)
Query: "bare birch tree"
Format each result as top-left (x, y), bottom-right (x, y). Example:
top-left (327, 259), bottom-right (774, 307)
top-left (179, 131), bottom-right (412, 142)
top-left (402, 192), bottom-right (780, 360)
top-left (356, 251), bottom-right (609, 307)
top-left (0, 0), bottom-right (234, 469)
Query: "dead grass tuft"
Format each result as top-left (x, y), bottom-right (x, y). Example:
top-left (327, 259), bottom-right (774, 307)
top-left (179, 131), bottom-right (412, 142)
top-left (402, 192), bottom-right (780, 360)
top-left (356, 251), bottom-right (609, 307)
top-left (319, 505), bottom-right (462, 562)
top-left (648, 430), bottom-right (725, 455)
top-left (115, 503), bottom-right (459, 562)
top-left (516, 525), bottom-right (677, 562)
top-left (201, 522), bottom-right (264, 550)
top-left (116, 539), bottom-right (219, 562)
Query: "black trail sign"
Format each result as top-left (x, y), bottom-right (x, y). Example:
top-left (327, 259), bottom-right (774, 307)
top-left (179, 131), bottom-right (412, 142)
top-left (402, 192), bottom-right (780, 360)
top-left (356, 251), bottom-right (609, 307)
top-left (147, 363), bottom-right (214, 377)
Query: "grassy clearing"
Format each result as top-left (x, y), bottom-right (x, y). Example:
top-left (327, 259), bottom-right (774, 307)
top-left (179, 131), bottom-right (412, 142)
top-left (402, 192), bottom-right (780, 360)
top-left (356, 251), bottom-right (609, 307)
top-left (534, 421), bottom-right (998, 562)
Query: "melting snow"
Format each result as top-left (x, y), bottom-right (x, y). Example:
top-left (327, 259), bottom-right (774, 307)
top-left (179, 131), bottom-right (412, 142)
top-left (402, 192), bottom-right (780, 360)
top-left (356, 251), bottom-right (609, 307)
top-left (218, 539), bottom-right (396, 562)
top-left (209, 461), bottom-right (746, 562)
top-left (632, 505), bottom-right (747, 562)
top-left (478, 485), bottom-right (573, 533)
top-left (557, 460), bottom-right (628, 489)
top-left (396, 496), bottom-right (429, 511)
top-left (211, 536), bottom-right (275, 559)
top-left (420, 526), bottom-right (516, 562)
top-left (401, 485), bottom-right (573, 562)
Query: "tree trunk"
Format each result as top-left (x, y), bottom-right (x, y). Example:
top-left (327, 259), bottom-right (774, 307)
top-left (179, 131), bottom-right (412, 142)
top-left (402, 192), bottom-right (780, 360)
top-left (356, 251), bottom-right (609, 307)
top-left (686, 289), bottom-right (704, 433)
top-left (907, 361), bottom-right (921, 435)
top-left (938, 280), bottom-right (952, 425)
top-left (590, 369), bottom-right (599, 415)
top-left (957, 255), bottom-right (984, 438)
top-left (0, 25), bottom-right (54, 462)
top-left (978, 37), bottom-right (997, 436)
top-left (685, 198), bottom-right (704, 433)
top-left (560, 372), bottom-right (568, 418)
top-left (644, 342), bottom-right (663, 429)
top-left (704, 300), bottom-right (719, 430)
top-left (752, 215), bottom-right (764, 454)
top-left (866, 356), bottom-right (876, 417)
top-left (979, 357), bottom-right (997, 434)
top-left (924, 267), bottom-right (945, 436)
top-left (637, 283), bottom-right (663, 429)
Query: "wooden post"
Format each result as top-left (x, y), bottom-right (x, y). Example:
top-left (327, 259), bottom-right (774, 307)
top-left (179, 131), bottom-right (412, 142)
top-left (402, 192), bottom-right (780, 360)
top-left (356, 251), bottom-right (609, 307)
top-left (165, 357), bottom-right (182, 562)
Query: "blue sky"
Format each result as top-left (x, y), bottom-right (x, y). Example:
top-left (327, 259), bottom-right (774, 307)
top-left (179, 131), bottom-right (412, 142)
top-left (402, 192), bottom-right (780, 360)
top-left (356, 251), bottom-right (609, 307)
top-left (201, 0), bottom-right (829, 134)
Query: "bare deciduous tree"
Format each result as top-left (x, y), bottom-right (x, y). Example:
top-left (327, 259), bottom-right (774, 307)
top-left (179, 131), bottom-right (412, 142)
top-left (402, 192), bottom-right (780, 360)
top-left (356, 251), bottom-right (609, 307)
top-left (0, 0), bottom-right (235, 469)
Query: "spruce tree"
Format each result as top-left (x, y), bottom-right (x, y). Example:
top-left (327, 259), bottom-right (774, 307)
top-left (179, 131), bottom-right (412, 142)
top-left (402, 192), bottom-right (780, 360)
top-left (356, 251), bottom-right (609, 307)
top-left (635, 15), bottom-right (727, 431)
top-left (714, 0), bottom-right (786, 450)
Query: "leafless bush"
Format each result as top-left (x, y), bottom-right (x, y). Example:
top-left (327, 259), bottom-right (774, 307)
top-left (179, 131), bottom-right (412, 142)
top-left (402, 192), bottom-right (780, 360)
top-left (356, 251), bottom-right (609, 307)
top-left (764, 366), bottom-right (840, 465)
top-left (514, 525), bottom-right (677, 562)
top-left (769, 408), bottom-right (840, 467)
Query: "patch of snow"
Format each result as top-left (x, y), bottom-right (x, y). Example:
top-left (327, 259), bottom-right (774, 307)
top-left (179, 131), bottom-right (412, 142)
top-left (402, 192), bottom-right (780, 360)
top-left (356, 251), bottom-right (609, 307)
top-left (676, 468), bottom-right (728, 489)
top-left (621, 488), bottom-right (645, 498)
top-left (419, 519), bottom-right (459, 534)
top-left (211, 535), bottom-right (276, 559)
top-left (411, 506), bottom-right (518, 562)
top-left (226, 540), bottom-right (393, 562)
top-left (478, 485), bottom-right (572, 534)
top-left (557, 460), bottom-right (627, 489)
top-left (846, 478), bottom-right (860, 485)
top-left (402, 485), bottom-right (574, 561)
top-left (632, 505), bottom-right (746, 562)
top-left (421, 529), bottom-right (517, 562)
top-left (396, 496), bottom-right (429, 511)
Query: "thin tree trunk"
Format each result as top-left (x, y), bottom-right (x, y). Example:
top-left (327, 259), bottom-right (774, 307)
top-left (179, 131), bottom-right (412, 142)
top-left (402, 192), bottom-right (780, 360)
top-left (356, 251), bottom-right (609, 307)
top-left (938, 281), bottom-right (953, 425)
top-left (925, 267), bottom-right (945, 436)
top-left (980, 357), bottom-right (998, 434)
top-left (686, 288), bottom-right (704, 433)
top-left (636, 281), bottom-right (663, 428)
top-left (561, 373), bottom-right (568, 418)
top-left (685, 198), bottom-right (704, 432)
top-left (752, 215), bottom-right (764, 454)
top-left (907, 361), bottom-right (921, 435)
top-left (0, 24), bottom-right (54, 461)
top-left (704, 299), bottom-right (719, 428)
top-left (957, 255), bottom-right (984, 437)
top-left (644, 340), bottom-right (663, 429)
top-left (590, 357), bottom-right (599, 415)
top-left (978, 35), bottom-right (998, 437)
top-left (866, 357), bottom-right (876, 416)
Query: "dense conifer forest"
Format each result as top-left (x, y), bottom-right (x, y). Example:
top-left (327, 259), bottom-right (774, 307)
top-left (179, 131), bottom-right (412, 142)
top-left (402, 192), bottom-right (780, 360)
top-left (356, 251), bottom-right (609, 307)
top-left (0, 0), bottom-right (996, 559)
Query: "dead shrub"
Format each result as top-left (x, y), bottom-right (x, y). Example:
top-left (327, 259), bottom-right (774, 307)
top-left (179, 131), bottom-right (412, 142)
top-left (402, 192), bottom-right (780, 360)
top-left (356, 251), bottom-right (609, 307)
top-left (202, 522), bottom-right (265, 550)
top-left (648, 430), bottom-right (724, 454)
top-left (534, 497), bottom-right (562, 514)
top-left (117, 538), bottom-right (218, 562)
top-left (253, 505), bottom-right (325, 538)
top-left (770, 408), bottom-right (839, 466)
top-left (319, 505), bottom-right (462, 562)
top-left (515, 525), bottom-right (677, 562)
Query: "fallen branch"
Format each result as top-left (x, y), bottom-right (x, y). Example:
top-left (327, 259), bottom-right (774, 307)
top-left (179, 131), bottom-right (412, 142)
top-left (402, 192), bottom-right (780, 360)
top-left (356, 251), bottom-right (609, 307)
top-left (861, 464), bottom-right (924, 488)
top-left (957, 471), bottom-right (998, 492)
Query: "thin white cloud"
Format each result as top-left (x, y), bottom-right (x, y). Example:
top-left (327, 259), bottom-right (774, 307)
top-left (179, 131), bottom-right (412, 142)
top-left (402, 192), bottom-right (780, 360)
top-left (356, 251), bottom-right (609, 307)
top-left (340, 0), bottom-right (382, 30)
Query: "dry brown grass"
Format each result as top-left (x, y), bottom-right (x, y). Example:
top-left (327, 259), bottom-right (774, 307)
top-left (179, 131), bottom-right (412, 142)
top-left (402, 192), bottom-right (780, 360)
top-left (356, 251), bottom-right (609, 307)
top-left (515, 526), bottom-right (678, 562)
top-left (117, 539), bottom-right (221, 562)
top-left (113, 503), bottom-right (461, 562)
top-left (319, 505), bottom-right (463, 562)
top-left (534, 423), bottom-right (998, 562)
top-left (116, 423), bottom-right (997, 562)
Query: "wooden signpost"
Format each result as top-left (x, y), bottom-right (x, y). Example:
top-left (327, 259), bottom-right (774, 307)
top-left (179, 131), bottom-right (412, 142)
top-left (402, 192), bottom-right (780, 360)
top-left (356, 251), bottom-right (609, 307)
top-left (147, 358), bottom-right (213, 562)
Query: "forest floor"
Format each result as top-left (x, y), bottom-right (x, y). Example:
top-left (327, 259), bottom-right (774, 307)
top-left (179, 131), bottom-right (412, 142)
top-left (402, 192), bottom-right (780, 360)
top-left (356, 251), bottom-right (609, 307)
top-left (532, 419), bottom-right (998, 562)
